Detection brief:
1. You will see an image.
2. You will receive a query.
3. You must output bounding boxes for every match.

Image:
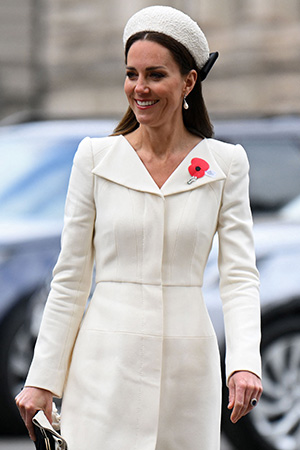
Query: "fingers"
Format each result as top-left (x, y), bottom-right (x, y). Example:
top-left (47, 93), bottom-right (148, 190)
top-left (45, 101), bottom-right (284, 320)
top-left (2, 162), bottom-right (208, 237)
top-left (15, 389), bottom-right (37, 440)
top-left (15, 387), bottom-right (53, 441)
top-left (227, 371), bottom-right (263, 424)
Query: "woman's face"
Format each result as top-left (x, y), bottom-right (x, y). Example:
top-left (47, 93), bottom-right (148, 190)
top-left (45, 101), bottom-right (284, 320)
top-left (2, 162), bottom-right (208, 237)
top-left (124, 40), bottom-right (195, 129)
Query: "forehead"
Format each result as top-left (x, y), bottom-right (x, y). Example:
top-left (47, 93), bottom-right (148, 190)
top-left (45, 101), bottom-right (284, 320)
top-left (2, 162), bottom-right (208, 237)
top-left (126, 39), bottom-right (178, 68)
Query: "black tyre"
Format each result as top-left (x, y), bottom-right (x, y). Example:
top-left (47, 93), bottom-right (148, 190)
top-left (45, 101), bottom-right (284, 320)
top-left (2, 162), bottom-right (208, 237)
top-left (222, 299), bottom-right (300, 450)
top-left (0, 296), bottom-right (37, 434)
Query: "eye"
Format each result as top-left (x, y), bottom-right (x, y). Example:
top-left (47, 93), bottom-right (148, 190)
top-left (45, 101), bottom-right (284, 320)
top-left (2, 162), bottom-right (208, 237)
top-left (150, 72), bottom-right (165, 80)
top-left (126, 71), bottom-right (138, 80)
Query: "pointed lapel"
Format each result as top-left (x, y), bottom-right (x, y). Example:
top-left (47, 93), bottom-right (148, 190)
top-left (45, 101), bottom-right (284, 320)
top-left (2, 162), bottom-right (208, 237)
top-left (161, 139), bottom-right (226, 196)
top-left (92, 136), bottom-right (226, 197)
top-left (92, 136), bottom-right (162, 196)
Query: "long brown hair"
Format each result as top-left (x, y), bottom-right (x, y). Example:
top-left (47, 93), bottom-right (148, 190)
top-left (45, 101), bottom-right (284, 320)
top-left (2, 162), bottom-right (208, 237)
top-left (112, 32), bottom-right (213, 138)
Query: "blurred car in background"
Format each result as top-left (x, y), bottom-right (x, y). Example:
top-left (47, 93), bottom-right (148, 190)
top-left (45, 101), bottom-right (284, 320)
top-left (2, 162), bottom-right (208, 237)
top-left (0, 116), bottom-right (300, 450)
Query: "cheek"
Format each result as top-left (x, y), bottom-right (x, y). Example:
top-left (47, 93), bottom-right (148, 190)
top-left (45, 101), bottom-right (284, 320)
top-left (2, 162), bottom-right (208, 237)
top-left (167, 81), bottom-right (184, 103)
top-left (124, 79), bottom-right (132, 98)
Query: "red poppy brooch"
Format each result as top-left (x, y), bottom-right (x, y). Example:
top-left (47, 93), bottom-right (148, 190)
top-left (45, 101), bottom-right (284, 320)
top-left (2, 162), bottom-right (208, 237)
top-left (187, 158), bottom-right (216, 184)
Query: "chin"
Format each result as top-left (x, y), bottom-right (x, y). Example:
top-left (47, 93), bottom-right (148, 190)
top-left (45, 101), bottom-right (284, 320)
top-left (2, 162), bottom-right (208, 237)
top-left (135, 114), bottom-right (158, 127)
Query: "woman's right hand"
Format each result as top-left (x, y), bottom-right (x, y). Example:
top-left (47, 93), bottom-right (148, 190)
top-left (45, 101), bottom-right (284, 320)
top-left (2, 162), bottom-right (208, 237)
top-left (15, 386), bottom-right (53, 441)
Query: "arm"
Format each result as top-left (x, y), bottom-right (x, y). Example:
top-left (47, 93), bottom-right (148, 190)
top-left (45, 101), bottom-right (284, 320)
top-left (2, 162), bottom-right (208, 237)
top-left (16, 137), bottom-right (96, 436)
top-left (21, 137), bottom-right (96, 395)
top-left (217, 145), bottom-right (262, 421)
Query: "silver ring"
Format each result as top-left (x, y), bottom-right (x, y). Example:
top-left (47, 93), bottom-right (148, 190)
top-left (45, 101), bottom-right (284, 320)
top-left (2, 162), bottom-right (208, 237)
top-left (250, 398), bottom-right (258, 407)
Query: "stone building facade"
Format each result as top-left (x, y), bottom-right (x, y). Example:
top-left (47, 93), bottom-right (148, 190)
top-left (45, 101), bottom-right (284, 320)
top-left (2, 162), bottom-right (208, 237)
top-left (1, 0), bottom-right (300, 121)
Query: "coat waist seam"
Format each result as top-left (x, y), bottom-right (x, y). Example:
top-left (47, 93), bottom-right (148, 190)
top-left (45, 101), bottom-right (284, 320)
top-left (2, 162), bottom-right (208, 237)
top-left (81, 328), bottom-right (215, 339)
top-left (95, 280), bottom-right (202, 287)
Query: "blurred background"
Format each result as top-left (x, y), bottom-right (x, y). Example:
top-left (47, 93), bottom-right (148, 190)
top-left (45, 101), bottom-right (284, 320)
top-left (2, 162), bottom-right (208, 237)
top-left (1, 0), bottom-right (300, 121)
top-left (0, 1), bottom-right (300, 450)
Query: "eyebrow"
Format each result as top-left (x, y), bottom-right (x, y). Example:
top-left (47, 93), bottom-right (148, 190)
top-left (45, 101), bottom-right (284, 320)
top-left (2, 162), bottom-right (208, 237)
top-left (126, 65), bottom-right (166, 71)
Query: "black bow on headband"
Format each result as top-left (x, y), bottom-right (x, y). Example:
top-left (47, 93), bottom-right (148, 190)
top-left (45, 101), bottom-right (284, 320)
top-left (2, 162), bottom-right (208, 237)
top-left (199, 52), bottom-right (219, 81)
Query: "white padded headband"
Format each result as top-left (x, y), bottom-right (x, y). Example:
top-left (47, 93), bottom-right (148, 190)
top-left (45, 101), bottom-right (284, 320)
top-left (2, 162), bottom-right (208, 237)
top-left (123, 6), bottom-right (210, 70)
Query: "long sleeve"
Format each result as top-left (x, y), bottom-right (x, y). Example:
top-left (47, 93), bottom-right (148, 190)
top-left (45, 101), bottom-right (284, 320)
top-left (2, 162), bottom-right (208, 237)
top-left (25, 137), bottom-right (95, 397)
top-left (217, 144), bottom-right (262, 383)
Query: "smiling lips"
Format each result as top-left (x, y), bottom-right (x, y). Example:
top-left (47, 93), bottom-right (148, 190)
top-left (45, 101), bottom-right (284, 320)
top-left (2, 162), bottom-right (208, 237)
top-left (135, 99), bottom-right (159, 107)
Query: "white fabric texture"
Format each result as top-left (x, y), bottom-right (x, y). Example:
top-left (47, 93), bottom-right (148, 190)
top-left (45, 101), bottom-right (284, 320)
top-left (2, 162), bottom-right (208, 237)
top-left (123, 6), bottom-right (210, 69)
top-left (25, 136), bottom-right (261, 450)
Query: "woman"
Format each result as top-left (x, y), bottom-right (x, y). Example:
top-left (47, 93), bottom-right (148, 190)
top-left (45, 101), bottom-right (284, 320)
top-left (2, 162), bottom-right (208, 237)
top-left (16, 6), bottom-right (263, 450)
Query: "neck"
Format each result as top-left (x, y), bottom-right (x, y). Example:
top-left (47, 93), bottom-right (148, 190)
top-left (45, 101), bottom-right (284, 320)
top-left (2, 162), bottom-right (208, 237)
top-left (130, 121), bottom-right (194, 158)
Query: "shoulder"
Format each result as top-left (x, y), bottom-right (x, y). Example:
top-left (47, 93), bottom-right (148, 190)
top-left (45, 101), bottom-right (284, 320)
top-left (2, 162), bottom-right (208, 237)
top-left (74, 135), bottom-right (122, 168)
top-left (206, 138), bottom-right (249, 176)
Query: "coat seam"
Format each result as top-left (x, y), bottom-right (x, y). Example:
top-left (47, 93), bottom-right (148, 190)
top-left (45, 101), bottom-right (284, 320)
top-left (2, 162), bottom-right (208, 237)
top-left (80, 329), bottom-right (215, 339)
top-left (95, 280), bottom-right (203, 287)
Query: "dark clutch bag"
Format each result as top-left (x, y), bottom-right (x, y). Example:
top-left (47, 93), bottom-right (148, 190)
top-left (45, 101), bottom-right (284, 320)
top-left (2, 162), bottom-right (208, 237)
top-left (32, 410), bottom-right (68, 450)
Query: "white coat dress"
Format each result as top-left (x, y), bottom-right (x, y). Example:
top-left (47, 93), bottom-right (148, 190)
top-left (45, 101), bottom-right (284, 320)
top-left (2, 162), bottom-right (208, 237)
top-left (25, 135), bottom-right (261, 450)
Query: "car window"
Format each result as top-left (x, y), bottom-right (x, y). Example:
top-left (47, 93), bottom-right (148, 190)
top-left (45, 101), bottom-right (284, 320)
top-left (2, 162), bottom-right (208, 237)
top-left (0, 137), bottom-right (78, 221)
top-left (216, 134), bottom-right (300, 212)
top-left (241, 137), bottom-right (300, 211)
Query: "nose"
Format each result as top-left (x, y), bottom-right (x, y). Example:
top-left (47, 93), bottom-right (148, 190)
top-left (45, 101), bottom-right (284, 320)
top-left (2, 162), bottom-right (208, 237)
top-left (134, 76), bottom-right (150, 94)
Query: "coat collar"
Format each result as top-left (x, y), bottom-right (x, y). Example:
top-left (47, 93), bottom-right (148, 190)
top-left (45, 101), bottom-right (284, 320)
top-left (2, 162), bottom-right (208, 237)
top-left (92, 136), bottom-right (226, 197)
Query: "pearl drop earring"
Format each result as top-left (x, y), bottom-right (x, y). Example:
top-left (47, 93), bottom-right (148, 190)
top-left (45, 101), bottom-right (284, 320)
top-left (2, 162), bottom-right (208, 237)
top-left (183, 95), bottom-right (189, 110)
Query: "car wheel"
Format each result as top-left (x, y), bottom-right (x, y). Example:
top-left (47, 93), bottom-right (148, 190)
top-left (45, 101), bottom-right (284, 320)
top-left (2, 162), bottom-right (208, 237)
top-left (222, 298), bottom-right (300, 450)
top-left (0, 295), bottom-right (37, 434)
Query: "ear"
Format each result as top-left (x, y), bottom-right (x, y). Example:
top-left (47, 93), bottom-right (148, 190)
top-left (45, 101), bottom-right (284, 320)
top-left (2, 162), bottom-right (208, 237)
top-left (184, 70), bottom-right (197, 96)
